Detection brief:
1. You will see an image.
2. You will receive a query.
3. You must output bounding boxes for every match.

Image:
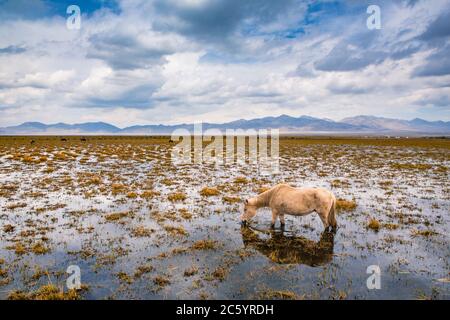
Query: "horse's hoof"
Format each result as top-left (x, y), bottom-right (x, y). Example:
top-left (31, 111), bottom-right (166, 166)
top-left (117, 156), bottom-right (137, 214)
top-left (270, 223), bottom-right (275, 229)
top-left (280, 223), bottom-right (285, 230)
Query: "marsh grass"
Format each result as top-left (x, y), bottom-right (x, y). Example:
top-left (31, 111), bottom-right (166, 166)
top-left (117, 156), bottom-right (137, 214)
top-left (6, 203), bottom-right (27, 210)
top-left (200, 187), bottom-right (220, 196)
top-left (164, 225), bottom-right (188, 236)
top-left (134, 265), bottom-right (154, 278)
top-left (383, 223), bottom-right (399, 230)
top-left (168, 192), bottom-right (187, 202)
top-left (0, 136), bottom-right (448, 300)
top-left (7, 284), bottom-right (83, 300)
top-left (0, 267), bottom-right (7, 278)
top-left (211, 267), bottom-right (227, 281)
top-left (153, 275), bottom-right (170, 287)
top-left (411, 229), bottom-right (438, 237)
top-left (141, 190), bottom-right (160, 199)
top-left (179, 208), bottom-right (193, 219)
top-left (105, 211), bottom-right (133, 222)
top-left (191, 239), bottom-right (218, 250)
top-left (3, 224), bottom-right (15, 233)
top-left (31, 242), bottom-right (50, 255)
top-left (116, 272), bottom-right (133, 284)
top-left (184, 266), bottom-right (199, 277)
top-left (234, 177), bottom-right (248, 184)
top-left (222, 196), bottom-right (241, 203)
top-left (336, 199), bottom-right (357, 211)
top-left (126, 191), bottom-right (138, 199)
top-left (256, 288), bottom-right (301, 300)
top-left (368, 218), bottom-right (381, 231)
top-left (7, 242), bottom-right (27, 255)
top-left (131, 226), bottom-right (154, 237)
top-left (391, 163), bottom-right (433, 171)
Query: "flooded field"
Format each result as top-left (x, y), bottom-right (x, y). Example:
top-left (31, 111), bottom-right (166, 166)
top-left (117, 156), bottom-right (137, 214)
top-left (0, 136), bottom-right (449, 300)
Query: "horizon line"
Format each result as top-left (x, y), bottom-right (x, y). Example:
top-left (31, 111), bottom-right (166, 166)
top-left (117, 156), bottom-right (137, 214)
top-left (2, 114), bottom-right (449, 129)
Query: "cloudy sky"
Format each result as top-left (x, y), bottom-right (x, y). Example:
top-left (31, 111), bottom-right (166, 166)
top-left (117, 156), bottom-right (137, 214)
top-left (0, 0), bottom-right (449, 127)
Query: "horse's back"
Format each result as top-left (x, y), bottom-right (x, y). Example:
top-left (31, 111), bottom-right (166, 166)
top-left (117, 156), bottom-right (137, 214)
top-left (272, 185), bottom-right (333, 207)
top-left (314, 187), bottom-right (334, 200)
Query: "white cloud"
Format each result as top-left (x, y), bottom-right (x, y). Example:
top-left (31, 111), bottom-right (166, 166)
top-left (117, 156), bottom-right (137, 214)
top-left (0, 0), bottom-right (449, 127)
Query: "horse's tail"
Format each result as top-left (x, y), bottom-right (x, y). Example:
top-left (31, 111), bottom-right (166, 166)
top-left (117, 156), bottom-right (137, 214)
top-left (328, 194), bottom-right (337, 231)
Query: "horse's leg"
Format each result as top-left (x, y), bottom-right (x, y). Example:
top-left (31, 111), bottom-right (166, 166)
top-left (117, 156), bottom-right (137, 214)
top-left (279, 214), bottom-right (285, 229)
top-left (271, 209), bottom-right (278, 229)
top-left (318, 211), bottom-right (329, 230)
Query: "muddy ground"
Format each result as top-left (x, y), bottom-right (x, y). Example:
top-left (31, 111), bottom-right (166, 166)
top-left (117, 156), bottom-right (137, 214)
top-left (0, 136), bottom-right (449, 299)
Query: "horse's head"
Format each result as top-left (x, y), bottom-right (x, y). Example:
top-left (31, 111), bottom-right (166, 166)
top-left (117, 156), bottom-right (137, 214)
top-left (241, 198), bottom-right (257, 223)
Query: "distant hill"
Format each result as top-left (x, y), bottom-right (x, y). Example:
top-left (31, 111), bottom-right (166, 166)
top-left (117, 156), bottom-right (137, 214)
top-left (1, 115), bottom-right (449, 135)
top-left (341, 115), bottom-right (450, 133)
top-left (0, 122), bottom-right (121, 134)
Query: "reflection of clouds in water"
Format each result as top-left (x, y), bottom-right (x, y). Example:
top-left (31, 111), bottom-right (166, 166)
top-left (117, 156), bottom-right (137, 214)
top-left (45, 195), bottom-right (127, 252)
top-left (296, 212), bottom-right (324, 230)
top-left (240, 225), bottom-right (335, 267)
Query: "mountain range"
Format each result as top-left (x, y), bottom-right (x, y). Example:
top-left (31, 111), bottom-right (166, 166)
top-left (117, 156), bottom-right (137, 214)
top-left (1, 115), bottom-right (449, 135)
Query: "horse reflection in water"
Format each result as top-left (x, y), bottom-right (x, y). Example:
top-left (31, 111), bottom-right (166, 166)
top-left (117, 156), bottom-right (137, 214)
top-left (240, 225), bottom-right (335, 266)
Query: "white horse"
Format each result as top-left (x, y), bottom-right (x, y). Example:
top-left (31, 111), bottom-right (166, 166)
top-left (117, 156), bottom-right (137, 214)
top-left (241, 184), bottom-right (337, 231)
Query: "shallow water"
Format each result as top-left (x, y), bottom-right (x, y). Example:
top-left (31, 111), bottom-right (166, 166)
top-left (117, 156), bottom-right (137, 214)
top-left (0, 137), bottom-right (449, 299)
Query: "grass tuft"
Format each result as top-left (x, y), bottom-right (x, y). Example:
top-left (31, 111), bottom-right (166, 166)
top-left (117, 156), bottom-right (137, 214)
top-left (367, 218), bottom-right (381, 231)
top-left (200, 187), bottom-right (220, 197)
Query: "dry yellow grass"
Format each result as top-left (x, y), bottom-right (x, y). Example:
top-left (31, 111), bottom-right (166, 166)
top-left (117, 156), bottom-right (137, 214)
top-left (31, 242), bottom-right (50, 255)
top-left (6, 203), bottom-right (27, 210)
top-left (111, 183), bottom-right (127, 194)
top-left (168, 192), bottom-right (187, 202)
top-left (234, 177), bottom-right (248, 184)
top-left (116, 272), bottom-right (133, 284)
top-left (179, 208), bottom-right (192, 219)
top-left (126, 191), bottom-right (138, 199)
top-left (184, 266), bottom-right (199, 277)
top-left (7, 284), bottom-right (82, 300)
top-left (200, 187), bottom-right (220, 196)
top-left (0, 267), bottom-right (8, 278)
top-left (211, 267), bottom-right (227, 281)
top-left (164, 225), bottom-right (188, 236)
top-left (8, 242), bottom-right (27, 255)
top-left (336, 198), bottom-right (357, 211)
top-left (3, 224), bottom-right (15, 233)
top-left (191, 239), bottom-right (217, 250)
top-left (368, 218), bottom-right (381, 231)
top-left (105, 211), bottom-right (133, 222)
top-left (383, 223), bottom-right (399, 230)
top-left (391, 163), bottom-right (433, 171)
top-left (256, 289), bottom-right (301, 300)
top-left (411, 229), bottom-right (438, 237)
top-left (153, 275), bottom-right (170, 287)
top-left (222, 196), bottom-right (241, 203)
top-left (131, 226), bottom-right (154, 237)
top-left (141, 190), bottom-right (159, 199)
